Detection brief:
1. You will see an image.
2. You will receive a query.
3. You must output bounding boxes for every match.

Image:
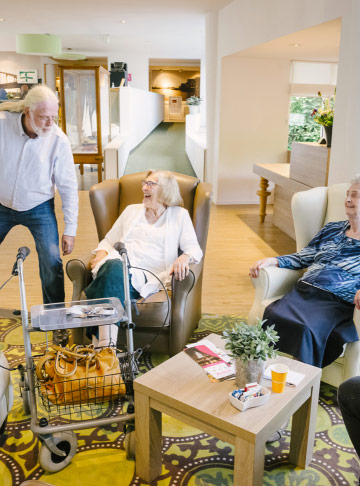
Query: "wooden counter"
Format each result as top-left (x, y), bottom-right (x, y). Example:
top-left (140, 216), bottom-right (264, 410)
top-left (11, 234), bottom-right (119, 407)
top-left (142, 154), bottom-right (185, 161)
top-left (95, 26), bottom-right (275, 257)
top-left (253, 143), bottom-right (331, 239)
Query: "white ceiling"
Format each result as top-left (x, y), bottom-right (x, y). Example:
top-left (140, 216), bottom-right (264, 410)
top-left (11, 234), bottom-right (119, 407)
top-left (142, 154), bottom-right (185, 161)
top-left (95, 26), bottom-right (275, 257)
top-left (0, 0), bottom-right (233, 59)
top-left (232, 18), bottom-right (341, 62)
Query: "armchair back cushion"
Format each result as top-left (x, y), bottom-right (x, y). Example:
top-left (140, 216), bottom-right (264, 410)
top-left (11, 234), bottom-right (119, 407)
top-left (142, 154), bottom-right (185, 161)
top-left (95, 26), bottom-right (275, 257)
top-left (291, 183), bottom-right (349, 251)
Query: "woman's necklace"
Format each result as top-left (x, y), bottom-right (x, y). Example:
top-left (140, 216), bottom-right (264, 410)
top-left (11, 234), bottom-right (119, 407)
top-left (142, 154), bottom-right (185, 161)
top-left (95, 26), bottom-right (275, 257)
top-left (146, 207), bottom-right (166, 224)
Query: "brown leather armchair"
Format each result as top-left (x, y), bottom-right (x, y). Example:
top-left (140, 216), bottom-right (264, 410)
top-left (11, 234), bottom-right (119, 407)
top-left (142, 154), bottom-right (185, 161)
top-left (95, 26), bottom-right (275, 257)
top-left (66, 171), bottom-right (212, 356)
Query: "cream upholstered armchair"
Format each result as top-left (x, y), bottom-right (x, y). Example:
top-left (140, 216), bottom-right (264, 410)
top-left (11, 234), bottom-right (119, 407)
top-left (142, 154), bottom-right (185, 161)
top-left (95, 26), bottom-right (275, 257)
top-left (66, 171), bottom-right (212, 356)
top-left (248, 183), bottom-right (360, 387)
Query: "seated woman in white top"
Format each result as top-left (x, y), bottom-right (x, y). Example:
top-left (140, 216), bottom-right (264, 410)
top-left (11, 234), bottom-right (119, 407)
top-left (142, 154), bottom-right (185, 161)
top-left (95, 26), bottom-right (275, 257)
top-left (85, 170), bottom-right (203, 346)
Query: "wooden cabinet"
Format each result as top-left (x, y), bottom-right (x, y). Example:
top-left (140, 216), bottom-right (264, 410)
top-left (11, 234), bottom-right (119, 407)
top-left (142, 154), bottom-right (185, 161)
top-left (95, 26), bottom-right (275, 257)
top-left (59, 65), bottom-right (110, 182)
top-left (290, 142), bottom-right (331, 187)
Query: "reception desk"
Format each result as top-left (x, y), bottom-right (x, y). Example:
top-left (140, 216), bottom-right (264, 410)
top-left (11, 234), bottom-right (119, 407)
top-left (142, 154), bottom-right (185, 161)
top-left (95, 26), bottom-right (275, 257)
top-left (253, 143), bottom-right (331, 239)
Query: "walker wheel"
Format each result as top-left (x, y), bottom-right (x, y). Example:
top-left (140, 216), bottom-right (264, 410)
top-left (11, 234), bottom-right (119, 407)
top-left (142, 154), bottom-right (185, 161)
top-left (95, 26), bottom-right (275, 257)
top-left (124, 426), bottom-right (136, 460)
top-left (39, 431), bottom-right (77, 472)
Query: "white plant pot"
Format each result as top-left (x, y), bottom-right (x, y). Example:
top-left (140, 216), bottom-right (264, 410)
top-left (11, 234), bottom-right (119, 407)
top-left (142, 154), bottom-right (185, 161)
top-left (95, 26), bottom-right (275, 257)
top-left (189, 105), bottom-right (200, 114)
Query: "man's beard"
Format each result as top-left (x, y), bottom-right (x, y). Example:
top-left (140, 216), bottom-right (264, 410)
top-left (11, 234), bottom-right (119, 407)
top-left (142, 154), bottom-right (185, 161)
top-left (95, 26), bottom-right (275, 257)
top-left (29, 115), bottom-right (54, 138)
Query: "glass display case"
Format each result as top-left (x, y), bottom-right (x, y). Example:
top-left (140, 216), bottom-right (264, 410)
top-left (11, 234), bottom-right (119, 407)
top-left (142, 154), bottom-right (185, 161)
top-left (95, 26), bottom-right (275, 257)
top-left (59, 65), bottom-right (110, 182)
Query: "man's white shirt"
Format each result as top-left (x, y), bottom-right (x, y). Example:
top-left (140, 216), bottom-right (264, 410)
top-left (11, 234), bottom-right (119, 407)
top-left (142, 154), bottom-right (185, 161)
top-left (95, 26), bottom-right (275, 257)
top-left (0, 111), bottom-right (78, 236)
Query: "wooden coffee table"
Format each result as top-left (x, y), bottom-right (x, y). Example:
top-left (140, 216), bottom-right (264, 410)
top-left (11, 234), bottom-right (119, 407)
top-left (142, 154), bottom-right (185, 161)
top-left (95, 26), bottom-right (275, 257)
top-left (134, 333), bottom-right (321, 486)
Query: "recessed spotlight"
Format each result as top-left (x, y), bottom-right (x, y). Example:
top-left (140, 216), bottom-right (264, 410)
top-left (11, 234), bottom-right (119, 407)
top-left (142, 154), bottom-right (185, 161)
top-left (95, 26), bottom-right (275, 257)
top-left (291, 43), bottom-right (301, 47)
top-left (0, 18), bottom-right (6, 22)
top-left (121, 20), bottom-right (126, 24)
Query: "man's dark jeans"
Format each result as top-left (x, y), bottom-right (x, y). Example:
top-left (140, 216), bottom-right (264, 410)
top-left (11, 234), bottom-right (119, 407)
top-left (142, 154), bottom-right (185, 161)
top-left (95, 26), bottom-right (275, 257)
top-left (338, 376), bottom-right (360, 458)
top-left (0, 198), bottom-right (64, 304)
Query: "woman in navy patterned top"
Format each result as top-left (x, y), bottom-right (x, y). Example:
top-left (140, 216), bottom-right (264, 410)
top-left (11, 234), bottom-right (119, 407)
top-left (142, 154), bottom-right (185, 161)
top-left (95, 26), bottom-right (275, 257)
top-left (249, 177), bottom-right (360, 368)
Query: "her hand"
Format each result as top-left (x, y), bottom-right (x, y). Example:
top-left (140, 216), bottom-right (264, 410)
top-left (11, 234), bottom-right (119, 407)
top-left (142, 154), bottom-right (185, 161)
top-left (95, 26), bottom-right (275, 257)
top-left (249, 257), bottom-right (278, 278)
top-left (169, 254), bottom-right (191, 281)
top-left (90, 250), bottom-right (108, 270)
top-left (354, 290), bottom-right (360, 310)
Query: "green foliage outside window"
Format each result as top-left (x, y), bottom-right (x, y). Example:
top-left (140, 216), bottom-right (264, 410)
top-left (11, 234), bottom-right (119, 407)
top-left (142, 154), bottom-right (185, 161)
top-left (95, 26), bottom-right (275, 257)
top-left (288, 96), bottom-right (323, 150)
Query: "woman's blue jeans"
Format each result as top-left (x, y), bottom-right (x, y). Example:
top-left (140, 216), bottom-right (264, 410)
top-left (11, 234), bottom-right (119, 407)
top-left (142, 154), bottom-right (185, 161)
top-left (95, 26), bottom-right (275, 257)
top-left (84, 259), bottom-right (140, 338)
top-left (0, 198), bottom-right (64, 304)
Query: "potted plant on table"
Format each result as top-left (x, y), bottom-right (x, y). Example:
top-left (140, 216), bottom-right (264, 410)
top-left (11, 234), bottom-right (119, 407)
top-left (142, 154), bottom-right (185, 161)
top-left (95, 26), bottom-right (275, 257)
top-left (311, 90), bottom-right (335, 147)
top-left (223, 319), bottom-right (279, 388)
top-left (186, 95), bottom-right (202, 114)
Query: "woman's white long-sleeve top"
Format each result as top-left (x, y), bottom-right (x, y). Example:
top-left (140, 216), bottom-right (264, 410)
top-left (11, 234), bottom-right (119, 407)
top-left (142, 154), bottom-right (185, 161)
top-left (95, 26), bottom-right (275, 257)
top-left (91, 204), bottom-right (203, 298)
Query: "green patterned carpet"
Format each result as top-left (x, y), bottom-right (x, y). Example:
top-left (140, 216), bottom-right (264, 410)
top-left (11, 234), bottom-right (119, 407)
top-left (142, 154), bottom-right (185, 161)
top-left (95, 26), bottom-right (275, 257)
top-left (0, 313), bottom-right (359, 486)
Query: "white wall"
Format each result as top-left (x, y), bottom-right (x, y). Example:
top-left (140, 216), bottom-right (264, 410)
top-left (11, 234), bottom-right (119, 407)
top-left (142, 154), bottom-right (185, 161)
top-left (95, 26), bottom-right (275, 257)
top-left (217, 56), bottom-right (290, 204)
top-left (108, 52), bottom-right (149, 91)
top-left (0, 52), bottom-right (44, 83)
top-left (104, 87), bottom-right (163, 178)
top-left (208, 0), bottom-right (359, 203)
top-left (328, 1), bottom-right (360, 184)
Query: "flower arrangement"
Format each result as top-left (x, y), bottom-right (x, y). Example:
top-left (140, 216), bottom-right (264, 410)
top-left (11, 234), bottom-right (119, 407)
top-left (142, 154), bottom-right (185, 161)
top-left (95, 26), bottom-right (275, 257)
top-left (222, 319), bottom-right (279, 363)
top-left (186, 95), bottom-right (202, 106)
top-left (311, 90), bottom-right (335, 127)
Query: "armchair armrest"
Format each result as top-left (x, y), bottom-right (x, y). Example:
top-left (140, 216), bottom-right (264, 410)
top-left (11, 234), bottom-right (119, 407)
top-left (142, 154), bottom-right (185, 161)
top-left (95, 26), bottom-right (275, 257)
top-left (248, 266), bottom-right (303, 324)
top-left (66, 254), bottom-right (93, 301)
top-left (170, 262), bottom-right (202, 355)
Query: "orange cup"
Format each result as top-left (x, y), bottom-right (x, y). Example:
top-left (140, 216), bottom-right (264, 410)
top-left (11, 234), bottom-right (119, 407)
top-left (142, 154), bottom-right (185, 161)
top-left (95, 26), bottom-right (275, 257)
top-left (271, 363), bottom-right (289, 393)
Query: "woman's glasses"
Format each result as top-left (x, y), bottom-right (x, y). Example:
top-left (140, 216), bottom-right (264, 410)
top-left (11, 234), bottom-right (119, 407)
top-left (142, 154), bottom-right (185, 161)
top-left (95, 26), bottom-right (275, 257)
top-left (141, 180), bottom-right (160, 187)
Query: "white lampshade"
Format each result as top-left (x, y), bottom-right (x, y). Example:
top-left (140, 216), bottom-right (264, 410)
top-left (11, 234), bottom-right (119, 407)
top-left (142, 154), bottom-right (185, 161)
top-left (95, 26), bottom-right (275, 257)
top-left (52, 52), bottom-right (87, 61)
top-left (16, 34), bottom-right (62, 56)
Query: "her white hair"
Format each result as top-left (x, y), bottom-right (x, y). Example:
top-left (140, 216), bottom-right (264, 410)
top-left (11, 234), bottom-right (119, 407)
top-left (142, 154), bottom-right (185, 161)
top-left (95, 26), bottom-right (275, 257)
top-left (350, 174), bottom-right (360, 185)
top-left (147, 170), bottom-right (183, 207)
top-left (23, 85), bottom-right (58, 111)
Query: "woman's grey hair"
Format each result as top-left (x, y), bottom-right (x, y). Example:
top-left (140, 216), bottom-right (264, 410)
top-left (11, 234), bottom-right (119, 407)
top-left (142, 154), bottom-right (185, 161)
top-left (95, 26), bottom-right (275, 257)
top-left (350, 174), bottom-right (360, 185)
top-left (23, 85), bottom-right (58, 111)
top-left (147, 170), bottom-right (183, 207)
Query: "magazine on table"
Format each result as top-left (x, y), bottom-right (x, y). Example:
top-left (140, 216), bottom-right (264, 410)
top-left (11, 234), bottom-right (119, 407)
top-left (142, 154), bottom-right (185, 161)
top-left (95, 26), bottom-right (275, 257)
top-left (185, 339), bottom-right (235, 381)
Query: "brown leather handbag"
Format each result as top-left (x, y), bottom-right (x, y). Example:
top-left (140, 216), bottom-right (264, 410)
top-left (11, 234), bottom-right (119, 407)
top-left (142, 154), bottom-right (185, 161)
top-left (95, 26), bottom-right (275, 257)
top-left (36, 344), bottom-right (126, 405)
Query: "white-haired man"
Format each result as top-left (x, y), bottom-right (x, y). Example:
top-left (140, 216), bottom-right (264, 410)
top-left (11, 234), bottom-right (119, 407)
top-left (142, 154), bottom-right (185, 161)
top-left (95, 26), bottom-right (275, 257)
top-left (0, 85), bottom-right (78, 319)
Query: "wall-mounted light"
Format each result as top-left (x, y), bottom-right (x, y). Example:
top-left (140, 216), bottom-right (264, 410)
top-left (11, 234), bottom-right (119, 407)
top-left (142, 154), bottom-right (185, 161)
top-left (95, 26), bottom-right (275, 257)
top-left (291, 43), bottom-right (302, 47)
top-left (0, 18), bottom-right (6, 22)
top-left (16, 34), bottom-right (62, 56)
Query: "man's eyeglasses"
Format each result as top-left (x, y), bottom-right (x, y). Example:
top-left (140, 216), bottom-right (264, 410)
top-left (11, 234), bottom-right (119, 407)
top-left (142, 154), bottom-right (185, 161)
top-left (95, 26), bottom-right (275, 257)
top-left (141, 180), bottom-right (160, 187)
top-left (36, 115), bottom-right (59, 123)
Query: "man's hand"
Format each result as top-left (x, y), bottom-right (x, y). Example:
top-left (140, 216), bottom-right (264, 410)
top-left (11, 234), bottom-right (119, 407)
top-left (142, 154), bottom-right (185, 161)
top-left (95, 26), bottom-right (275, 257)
top-left (90, 250), bottom-right (108, 270)
top-left (354, 290), bottom-right (360, 310)
top-left (62, 235), bottom-right (75, 256)
top-left (249, 257), bottom-right (278, 278)
top-left (169, 254), bottom-right (191, 281)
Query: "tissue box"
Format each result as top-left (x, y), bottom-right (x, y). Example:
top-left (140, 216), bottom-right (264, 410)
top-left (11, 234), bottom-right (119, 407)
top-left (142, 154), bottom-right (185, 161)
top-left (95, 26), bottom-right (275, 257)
top-left (229, 387), bottom-right (271, 412)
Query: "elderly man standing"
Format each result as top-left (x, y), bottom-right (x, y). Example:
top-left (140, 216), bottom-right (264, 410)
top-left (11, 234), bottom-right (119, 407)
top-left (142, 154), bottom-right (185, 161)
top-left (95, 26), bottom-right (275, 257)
top-left (0, 85), bottom-right (78, 320)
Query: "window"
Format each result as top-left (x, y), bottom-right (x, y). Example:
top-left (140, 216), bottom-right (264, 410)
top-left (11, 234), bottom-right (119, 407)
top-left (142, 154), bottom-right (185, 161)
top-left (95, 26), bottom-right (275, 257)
top-left (288, 96), bottom-right (322, 150)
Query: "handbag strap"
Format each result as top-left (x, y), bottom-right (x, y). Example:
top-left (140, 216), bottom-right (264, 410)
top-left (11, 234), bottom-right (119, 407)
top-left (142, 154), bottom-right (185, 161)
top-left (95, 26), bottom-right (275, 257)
top-left (52, 344), bottom-right (96, 360)
top-left (36, 350), bottom-right (56, 381)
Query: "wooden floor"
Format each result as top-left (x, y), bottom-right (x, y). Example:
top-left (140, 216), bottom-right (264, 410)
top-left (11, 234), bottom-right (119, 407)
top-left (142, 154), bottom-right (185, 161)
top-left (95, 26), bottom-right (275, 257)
top-left (0, 168), bottom-right (295, 315)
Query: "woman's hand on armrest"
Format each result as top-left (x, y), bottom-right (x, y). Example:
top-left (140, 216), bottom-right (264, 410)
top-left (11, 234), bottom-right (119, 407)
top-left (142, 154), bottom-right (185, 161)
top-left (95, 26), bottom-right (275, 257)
top-left (249, 257), bottom-right (279, 278)
top-left (169, 254), bottom-right (191, 281)
top-left (90, 250), bottom-right (108, 270)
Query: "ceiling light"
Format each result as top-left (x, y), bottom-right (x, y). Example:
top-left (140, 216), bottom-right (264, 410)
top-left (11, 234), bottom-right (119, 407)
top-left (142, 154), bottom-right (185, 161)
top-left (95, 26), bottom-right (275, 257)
top-left (0, 18), bottom-right (5, 22)
top-left (16, 34), bottom-right (62, 56)
top-left (291, 43), bottom-right (301, 47)
top-left (121, 20), bottom-right (126, 24)
top-left (53, 49), bottom-right (87, 61)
